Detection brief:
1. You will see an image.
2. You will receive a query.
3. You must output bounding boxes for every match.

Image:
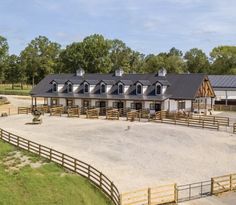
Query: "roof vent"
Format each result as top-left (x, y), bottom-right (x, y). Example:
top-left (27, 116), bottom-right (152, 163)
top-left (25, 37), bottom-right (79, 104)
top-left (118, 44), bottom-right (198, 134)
top-left (76, 68), bottom-right (85, 77)
top-left (115, 68), bottom-right (124, 77)
top-left (158, 68), bottom-right (167, 77)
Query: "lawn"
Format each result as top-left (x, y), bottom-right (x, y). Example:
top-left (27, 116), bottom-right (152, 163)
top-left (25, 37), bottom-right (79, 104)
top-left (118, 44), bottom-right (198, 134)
top-left (0, 140), bottom-right (113, 205)
top-left (0, 84), bottom-right (32, 96)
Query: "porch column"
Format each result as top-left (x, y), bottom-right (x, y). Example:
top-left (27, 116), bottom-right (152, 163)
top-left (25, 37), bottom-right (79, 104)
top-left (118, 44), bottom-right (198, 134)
top-left (197, 98), bottom-right (200, 113)
top-left (34, 98), bottom-right (37, 107)
top-left (31, 97), bottom-right (34, 107)
top-left (204, 97), bottom-right (207, 115)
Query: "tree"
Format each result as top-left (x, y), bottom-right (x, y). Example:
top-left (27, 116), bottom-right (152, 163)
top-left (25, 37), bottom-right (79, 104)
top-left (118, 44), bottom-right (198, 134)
top-left (143, 54), bottom-right (165, 73)
top-left (210, 46), bottom-right (236, 74)
top-left (59, 34), bottom-right (112, 73)
top-left (0, 36), bottom-right (9, 83)
top-left (4, 55), bottom-right (25, 89)
top-left (20, 36), bottom-right (61, 86)
top-left (184, 48), bottom-right (210, 73)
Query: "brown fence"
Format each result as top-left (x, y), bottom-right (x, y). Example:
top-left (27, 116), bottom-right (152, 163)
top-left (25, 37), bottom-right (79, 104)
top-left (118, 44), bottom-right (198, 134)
top-left (233, 123), bottom-right (236, 134)
top-left (192, 114), bottom-right (229, 127)
top-left (120, 184), bottom-right (177, 205)
top-left (106, 109), bottom-right (119, 120)
top-left (86, 108), bottom-right (99, 119)
top-left (0, 107), bottom-right (17, 116)
top-left (0, 128), bottom-right (120, 205)
top-left (50, 107), bottom-right (63, 116)
top-left (214, 105), bottom-right (236, 111)
top-left (18, 107), bottom-right (31, 114)
top-left (126, 111), bottom-right (140, 121)
top-left (67, 107), bottom-right (80, 118)
top-left (211, 174), bottom-right (236, 195)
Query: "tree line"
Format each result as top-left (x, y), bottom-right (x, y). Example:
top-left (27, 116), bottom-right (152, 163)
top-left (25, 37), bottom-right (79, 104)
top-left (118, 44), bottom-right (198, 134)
top-left (0, 34), bottom-right (236, 86)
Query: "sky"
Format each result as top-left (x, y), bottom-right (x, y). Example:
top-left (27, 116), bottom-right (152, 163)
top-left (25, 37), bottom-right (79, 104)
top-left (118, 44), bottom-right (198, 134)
top-left (0, 0), bottom-right (236, 55)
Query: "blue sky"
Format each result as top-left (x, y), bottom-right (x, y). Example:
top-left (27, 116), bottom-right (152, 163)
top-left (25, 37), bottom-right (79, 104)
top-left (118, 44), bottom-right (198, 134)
top-left (1, 0), bottom-right (236, 55)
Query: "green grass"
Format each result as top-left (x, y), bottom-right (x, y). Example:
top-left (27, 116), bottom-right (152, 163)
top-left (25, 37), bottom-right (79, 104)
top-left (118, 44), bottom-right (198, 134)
top-left (0, 84), bottom-right (32, 96)
top-left (0, 140), bottom-right (114, 205)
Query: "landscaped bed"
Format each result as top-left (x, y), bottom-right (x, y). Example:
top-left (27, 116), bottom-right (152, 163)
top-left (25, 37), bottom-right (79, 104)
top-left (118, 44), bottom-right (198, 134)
top-left (0, 140), bottom-right (113, 205)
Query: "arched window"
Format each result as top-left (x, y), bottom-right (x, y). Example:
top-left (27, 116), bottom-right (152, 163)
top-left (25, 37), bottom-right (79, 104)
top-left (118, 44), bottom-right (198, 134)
top-left (156, 84), bottom-right (161, 95)
top-left (101, 83), bottom-right (106, 93)
top-left (136, 84), bottom-right (142, 95)
top-left (68, 83), bottom-right (72, 93)
top-left (118, 84), bottom-right (123, 94)
top-left (84, 83), bottom-right (89, 93)
top-left (53, 83), bottom-right (57, 92)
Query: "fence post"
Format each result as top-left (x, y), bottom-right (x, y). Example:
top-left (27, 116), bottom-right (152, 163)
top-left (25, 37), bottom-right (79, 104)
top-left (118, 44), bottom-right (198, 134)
top-left (111, 182), bottom-right (114, 200)
top-left (88, 165), bottom-right (91, 179)
top-left (74, 159), bottom-right (76, 172)
top-left (174, 183), bottom-right (178, 203)
top-left (17, 136), bottom-right (19, 147)
top-left (0, 129), bottom-right (2, 139)
top-left (62, 154), bottom-right (65, 166)
top-left (230, 174), bottom-right (232, 191)
top-left (211, 178), bottom-right (214, 195)
top-left (100, 172), bottom-right (102, 187)
top-left (120, 194), bottom-right (123, 205)
top-left (148, 188), bottom-right (151, 205)
top-left (8, 132), bottom-right (10, 142)
top-left (39, 145), bottom-right (41, 156)
top-left (50, 149), bottom-right (52, 160)
top-left (27, 141), bottom-right (30, 151)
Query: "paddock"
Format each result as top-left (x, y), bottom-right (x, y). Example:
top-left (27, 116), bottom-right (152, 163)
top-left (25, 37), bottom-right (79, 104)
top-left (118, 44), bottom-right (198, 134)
top-left (0, 114), bottom-right (236, 193)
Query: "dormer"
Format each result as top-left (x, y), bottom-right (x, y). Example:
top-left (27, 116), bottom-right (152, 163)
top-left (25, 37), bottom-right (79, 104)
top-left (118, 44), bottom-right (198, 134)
top-left (135, 80), bottom-right (151, 95)
top-left (83, 80), bottom-right (99, 93)
top-left (65, 80), bottom-right (81, 93)
top-left (155, 82), bottom-right (162, 95)
top-left (99, 80), bottom-right (115, 94)
top-left (115, 68), bottom-right (124, 77)
top-left (50, 79), bottom-right (65, 93)
top-left (67, 82), bottom-right (73, 93)
top-left (154, 79), bottom-right (170, 95)
top-left (117, 80), bottom-right (133, 94)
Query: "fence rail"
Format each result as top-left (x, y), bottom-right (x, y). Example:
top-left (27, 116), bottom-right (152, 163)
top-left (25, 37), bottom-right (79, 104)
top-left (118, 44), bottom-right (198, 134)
top-left (214, 104), bottom-right (236, 112)
top-left (0, 128), bottom-right (120, 205)
top-left (120, 184), bottom-right (177, 205)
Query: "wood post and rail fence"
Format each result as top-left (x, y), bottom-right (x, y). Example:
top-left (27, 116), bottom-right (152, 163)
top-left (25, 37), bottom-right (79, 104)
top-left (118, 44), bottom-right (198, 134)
top-left (0, 128), bottom-right (120, 205)
top-left (214, 104), bottom-right (236, 112)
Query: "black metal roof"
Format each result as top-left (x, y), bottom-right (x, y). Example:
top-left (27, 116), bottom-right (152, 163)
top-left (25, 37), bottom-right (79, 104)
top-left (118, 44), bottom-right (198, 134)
top-left (31, 73), bottom-right (207, 101)
top-left (209, 75), bottom-right (236, 88)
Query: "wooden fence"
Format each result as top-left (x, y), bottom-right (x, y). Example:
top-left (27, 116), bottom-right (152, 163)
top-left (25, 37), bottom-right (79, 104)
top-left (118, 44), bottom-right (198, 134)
top-left (211, 174), bottom-right (236, 195)
top-left (234, 123), bottom-right (236, 134)
top-left (192, 114), bottom-right (229, 127)
top-left (86, 108), bottom-right (99, 119)
top-left (127, 111), bottom-right (140, 121)
top-left (67, 107), bottom-right (80, 118)
top-left (214, 104), bottom-right (236, 112)
top-left (18, 107), bottom-right (31, 114)
top-left (120, 184), bottom-right (177, 205)
top-left (0, 128), bottom-right (120, 205)
top-left (106, 109), bottom-right (119, 120)
top-left (50, 107), bottom-right (63, 116)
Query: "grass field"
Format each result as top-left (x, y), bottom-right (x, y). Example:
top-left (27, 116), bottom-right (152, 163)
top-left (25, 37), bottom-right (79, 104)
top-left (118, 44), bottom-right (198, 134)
top-left (0, 140), bottom-right (113, 205)
top-left (0, 84), bottom-right (32, 96)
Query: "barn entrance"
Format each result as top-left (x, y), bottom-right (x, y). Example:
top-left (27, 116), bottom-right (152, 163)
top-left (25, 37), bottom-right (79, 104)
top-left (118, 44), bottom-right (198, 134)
top-left (154, 103), bottom-right (161, 111)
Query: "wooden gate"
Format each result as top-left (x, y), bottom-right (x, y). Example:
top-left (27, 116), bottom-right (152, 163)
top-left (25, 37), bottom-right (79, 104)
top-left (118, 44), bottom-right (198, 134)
top-left (211, 174), bottom-right (236, 194)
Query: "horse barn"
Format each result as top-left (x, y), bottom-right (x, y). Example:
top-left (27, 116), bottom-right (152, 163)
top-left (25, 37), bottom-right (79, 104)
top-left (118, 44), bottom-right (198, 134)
top-left (30, 68), bottom-right (215, 114)
top-left (209, 75), bottom-right (236, 106)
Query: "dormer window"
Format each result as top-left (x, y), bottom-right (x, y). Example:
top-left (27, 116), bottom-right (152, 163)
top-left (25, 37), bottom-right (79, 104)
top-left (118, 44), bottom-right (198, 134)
top-left (101, 83), bottom-right (106, 94)
top-left (53, 82), bottom-right (57, 92)
top-left (118, 84), bottom-right (124, 94)
top-left (156, 84), bottom-right (162, 95)
top-left (67, 83), bottom-right (73, 93)
top-left (84, 83), bottom-right (89, 93)
top-left (136, 83), bottom-right (142, 95)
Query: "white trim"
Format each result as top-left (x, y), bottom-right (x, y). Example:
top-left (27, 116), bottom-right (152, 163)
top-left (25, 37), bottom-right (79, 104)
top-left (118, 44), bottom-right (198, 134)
top-left (100, 82), bottom-right (106, 94)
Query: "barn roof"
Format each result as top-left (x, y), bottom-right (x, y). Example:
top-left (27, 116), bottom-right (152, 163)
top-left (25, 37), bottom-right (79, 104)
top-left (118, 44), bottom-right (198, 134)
top-left (209, 75), bottom-right (236, 88)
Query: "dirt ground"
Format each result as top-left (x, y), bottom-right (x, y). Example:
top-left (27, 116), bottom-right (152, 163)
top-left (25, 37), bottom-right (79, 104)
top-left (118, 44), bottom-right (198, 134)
top-left (182, 192), bottom-right (236, 205)
top-left (0, 113), bottom-right (236, 192)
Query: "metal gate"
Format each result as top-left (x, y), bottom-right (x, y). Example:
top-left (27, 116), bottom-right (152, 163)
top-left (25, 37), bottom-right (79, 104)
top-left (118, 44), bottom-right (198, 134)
top-left (177, 180), bottom-right (211, 202)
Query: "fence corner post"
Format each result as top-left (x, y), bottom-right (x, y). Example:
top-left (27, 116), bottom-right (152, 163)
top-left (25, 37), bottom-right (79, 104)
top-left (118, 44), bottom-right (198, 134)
top-left (230, 174), bottom-right (233, 191)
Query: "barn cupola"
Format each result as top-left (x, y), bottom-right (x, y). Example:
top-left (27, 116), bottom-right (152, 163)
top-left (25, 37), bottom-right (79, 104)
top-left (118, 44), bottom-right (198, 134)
top-left (158, 68), bottom-right (167, 77)
top-left (115, 68), bottom-right (124, 77)
top-left (76, 68), bottom-right (85, 77)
